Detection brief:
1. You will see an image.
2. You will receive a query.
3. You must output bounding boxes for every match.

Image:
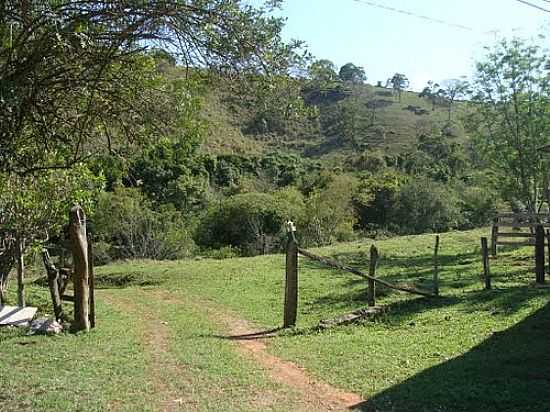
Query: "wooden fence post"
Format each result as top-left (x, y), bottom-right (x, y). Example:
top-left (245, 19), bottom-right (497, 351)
top-left (480, 237), bottom-right (491, 290)
top-left (535, 224), bottom-right (545, 284)
top-left (546, 230), bottom-right (550, 274)
top-left (367, 245), bottom-right (378, 307)
top-left (490, 218), bottom-right (498, 256)
top-left (283, 221), bottom-right (298, 328)
top-left (433, 235), bottom-right (440, 296)
top-left (43, 249), bottom-right (64, 322)
top-left (88, 237), bottom-right (96, 329)
top-left (69, 206), bottom-right (90, 332)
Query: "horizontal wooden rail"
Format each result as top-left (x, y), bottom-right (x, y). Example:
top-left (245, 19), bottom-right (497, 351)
top-left (496, 241), bottom-right (549, 246)
top-left (496, 223), bottom-right (550, 228)
top-left (496, 212), bottom-right (550, 218)
top-left (297, 247), bottom-right (437, 298)
top-left (495, 232), bottom-right (534, 238)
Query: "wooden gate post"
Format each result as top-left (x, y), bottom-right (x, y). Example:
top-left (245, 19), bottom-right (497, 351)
top-left (480, 237), bottom-right (491, 290)
top-left (367, 245), bottom-right (378, 307)
top-left (490, 218), bottom-right (498, 256)
top-left (283, 221), bottom-right (298, 328)
top-left (69, 206), bottom-right (90, 332)
top-left (535, 224), bottom-right (545, 284)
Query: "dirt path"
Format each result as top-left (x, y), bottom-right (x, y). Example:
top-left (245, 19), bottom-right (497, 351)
top-left (151, 290), bottom-right (366, 411)
top-left (211, 310), bottom-right (364, 411)
top-left (102, 291), bottom-right (197, 412)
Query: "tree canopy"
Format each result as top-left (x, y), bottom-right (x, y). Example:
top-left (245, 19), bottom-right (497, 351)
top-left (387, 73), bottom-right (409, 102)
top-left (339, 63), bottom-right (366, 84)
top-left (0, 0), bottom-right (302, 174)
top-left (469, 38), bottom-right (550, 212)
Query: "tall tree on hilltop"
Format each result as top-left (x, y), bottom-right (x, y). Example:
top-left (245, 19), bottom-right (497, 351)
top-left (309, 59), bottom-right (339, 85)
top-left (419, 80), bottom-right (444, 111)
top-left (440, 78), bottom-right (469, 122)
top-left (339, 63), bottom-right (367, 84)
top-left (387, 73), bottom-right (410, 103)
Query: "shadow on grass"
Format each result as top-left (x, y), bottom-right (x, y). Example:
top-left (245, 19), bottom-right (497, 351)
top-left (351, 301), bottom-right (550, 412)
top-left (300, 285), bottom-right (546, 336)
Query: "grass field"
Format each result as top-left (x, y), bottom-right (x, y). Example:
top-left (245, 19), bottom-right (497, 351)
top-left (1, 228), bottom-right (549, 411)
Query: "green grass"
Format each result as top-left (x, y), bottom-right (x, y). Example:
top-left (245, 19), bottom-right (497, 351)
top-left (0, 287), bottom-right (302, 411)
top-left (1, 228), bottom-right (548, 411)
top-left (97, 228), bottom-right (549, 411)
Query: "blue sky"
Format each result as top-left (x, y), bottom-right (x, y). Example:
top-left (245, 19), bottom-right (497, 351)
top-left (259, 0), bottom-right (549, 90)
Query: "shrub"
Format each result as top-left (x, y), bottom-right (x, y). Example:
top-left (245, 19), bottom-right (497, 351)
top-left (303, 174), bottom-right (358, 245)
top-left (460, 185), bottom-right (498, 228)
top-left (391, 179), bottom-right (463, 233)
top-left (93, 187), bottom-right (196, 261)
top-left (195, 189), bottom-right (306, 255)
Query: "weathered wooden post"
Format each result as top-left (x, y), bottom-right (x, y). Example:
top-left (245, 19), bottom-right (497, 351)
top-left (490, 218), bottom-right (498, 256)
top-left (88, 236), bottom-right (96, 329)
top-left (480, 237), bottom-right (491, 290)
top-left (43, 249), bottom-right (64, 321)
top-left (546, 230), bottom-right (550, 274)
top-left (16, 236), bottom-right (25, 307)
top-left (69, 206), bottom-right (90, 332)
top-left (283, 220), bottom-right (298, 328)
top-left (433, 235), bottom-right (440, 296)
top-left (535, 224), bottom-right (545, 284)
top-left (367, 245), bottom-right (378, 307)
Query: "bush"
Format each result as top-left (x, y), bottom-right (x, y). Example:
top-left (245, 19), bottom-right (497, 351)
top-left (93, 187), bottom-right (196, 261)
top-left (391, 179), bottom-right (463, 233)
top-left (303, 174), bottom-right (358, 245)
top-left (195, 189), bottom-right (306, 255)
top-left (460, 185), bottom-right (498, 228)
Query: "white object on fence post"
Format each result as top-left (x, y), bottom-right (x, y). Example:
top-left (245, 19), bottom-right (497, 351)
top-left (286, 220), bottom-right (296, 233)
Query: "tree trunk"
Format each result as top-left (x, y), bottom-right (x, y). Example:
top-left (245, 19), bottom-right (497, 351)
top-left (0, 237), bottom-right (15, 306)
top-left (16, 237), bottom-right (25, 307)
top-left (69, 206), bottom-right (90, 332)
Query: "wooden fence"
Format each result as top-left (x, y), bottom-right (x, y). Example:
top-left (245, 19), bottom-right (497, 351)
top-left (282, 222), bottom-right (438, 329)
top-left (491, 212), bottom-right (550, 255)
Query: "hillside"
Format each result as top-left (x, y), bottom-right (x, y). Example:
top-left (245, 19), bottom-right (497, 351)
top-left (200, 81), bottom-right (468, 166)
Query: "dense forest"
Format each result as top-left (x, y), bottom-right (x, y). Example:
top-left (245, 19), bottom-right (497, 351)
top-left (0, 1), bottom-right (549, 266)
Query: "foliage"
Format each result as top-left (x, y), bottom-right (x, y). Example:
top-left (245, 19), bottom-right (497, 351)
top-left (324, 94), bottom-right (369, 148)
top-left (440, 78), bottom-right (469, 121)
top-left (130, 136), bottom-right (208, 211)
top-left (196, 190), bottom-right (305, 254)
top-left (458, 184), bottom-right (499, 228)
top-left (419, 80), bottom-right (444, 111)
top-left (469, 37), bottom-right (550, 212)
top-left (309, 59), bottom-right (340, 86)
top-left (0, 166), bottom-right (104, 243)
top-left (339, 63), bottom-right (367, 84)
top-left (0, 0), bottom-right (302, 174)
top-left (353, 170), bottom-right (403, 229)
top-left (387, 73), bottom-right (410, 102)
top-left (243, 75), bottom-right (318, 136)
top-left (392, 178), bottom-right (463, 233)
top-left (303, 174), bottom-right (358, 245)
top-left (93, 187), bottom-right (195, 261)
